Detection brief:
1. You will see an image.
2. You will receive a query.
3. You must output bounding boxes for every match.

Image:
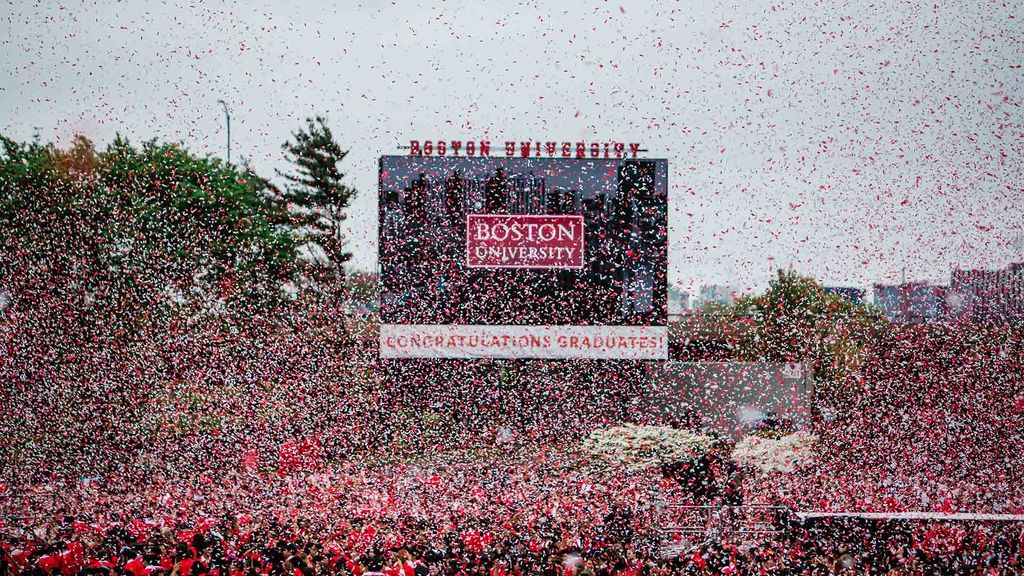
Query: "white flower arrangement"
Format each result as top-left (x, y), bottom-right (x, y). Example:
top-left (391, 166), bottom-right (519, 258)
top-left (581, 424), bottom-right (713, 471)
top-left (731, 430), bottom-right (817, 474)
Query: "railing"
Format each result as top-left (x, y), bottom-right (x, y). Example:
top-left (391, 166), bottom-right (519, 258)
top-left (656, 504), bottom-right (790, 558)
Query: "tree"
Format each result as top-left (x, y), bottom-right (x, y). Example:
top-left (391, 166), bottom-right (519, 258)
top-left (733, 270), bottom-right (889, 412)
top-left (0, 134), bottom-right (301, 331)
top-left (344, 269), bottom-right (379, 313)
top-left (1, 134), bottom-right (305, 476)
top-left (0, 135), bottom-right (110, 338)
top-left (101, 137), bottom-right (301, 316)
top-left (278, 117), bottom-right (357, 285)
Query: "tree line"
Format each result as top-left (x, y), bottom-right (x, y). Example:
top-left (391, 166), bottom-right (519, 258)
top-left (0, 117), bottom-right (362, 336)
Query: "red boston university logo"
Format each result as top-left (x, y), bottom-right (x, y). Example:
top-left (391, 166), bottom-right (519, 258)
top-left (466, 214), bottom-right (584, 269)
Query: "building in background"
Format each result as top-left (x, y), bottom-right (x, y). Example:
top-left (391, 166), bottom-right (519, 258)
top-left (697, 284), bottom-right (736, 308)
top-left (667, 285), bottom-right (691, 315)
top-left (873, 282), bottom-right (948, 322)
top-left (824, 286), bottom-right (866, 305)
top-left (949, 263), bottom-right (1024, 323)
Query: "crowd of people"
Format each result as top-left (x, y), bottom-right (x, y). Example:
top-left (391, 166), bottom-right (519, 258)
top-left (2, 465), bottom-right (1022, 575)
top-left (2, 305), bottom-right (1024, 573)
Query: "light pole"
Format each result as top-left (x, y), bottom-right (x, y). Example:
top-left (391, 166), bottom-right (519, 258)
top-left (216, 99), bottom-right (231, 164)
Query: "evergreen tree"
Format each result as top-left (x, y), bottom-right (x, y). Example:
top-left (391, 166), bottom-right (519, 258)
top-left (278, 116), bottom-right (357, 284)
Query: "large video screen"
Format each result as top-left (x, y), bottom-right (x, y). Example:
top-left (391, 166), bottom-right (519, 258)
top-left (379, 156), bottom-right (668, 359)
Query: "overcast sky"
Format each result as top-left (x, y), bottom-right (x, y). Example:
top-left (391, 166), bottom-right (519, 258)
top-left (2, 0), bottom-right (1022, 295)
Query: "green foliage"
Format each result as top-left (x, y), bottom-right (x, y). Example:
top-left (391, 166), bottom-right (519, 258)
top-left (0, 134), bottom-right (300, 329)
top-left (732, 270), bottom-right (889, 408)
top-left (278, 116), bottom-right (357, 284)
top-left (699, 300), bottom-right (740, 317)
top-left (344, 269), bottom-right (379, 313)
top-left (99, 136), bottom-right (299, 313)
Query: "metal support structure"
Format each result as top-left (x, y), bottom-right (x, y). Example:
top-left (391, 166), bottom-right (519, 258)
top-left (217, 99), bottom-right (231, 164)
top-left (657, 504), bottom-right (791, 558)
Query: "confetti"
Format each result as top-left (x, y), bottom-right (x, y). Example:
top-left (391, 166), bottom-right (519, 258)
top-left (1, 1), bottom-right (1022, 573)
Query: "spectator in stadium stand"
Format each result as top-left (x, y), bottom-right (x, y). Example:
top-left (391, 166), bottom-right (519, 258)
top-left (3, 264), bottom-right (1024, 574)
top-left (358, 554), bottom-right (386, 576)
top-left (750, 412), bottom-right (795, 440)
top-left (721, 459), bottom-right (745, 507)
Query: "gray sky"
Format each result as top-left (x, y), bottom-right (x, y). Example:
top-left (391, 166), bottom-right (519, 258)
top-left (2, 0), bottom-right (1022, 295)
